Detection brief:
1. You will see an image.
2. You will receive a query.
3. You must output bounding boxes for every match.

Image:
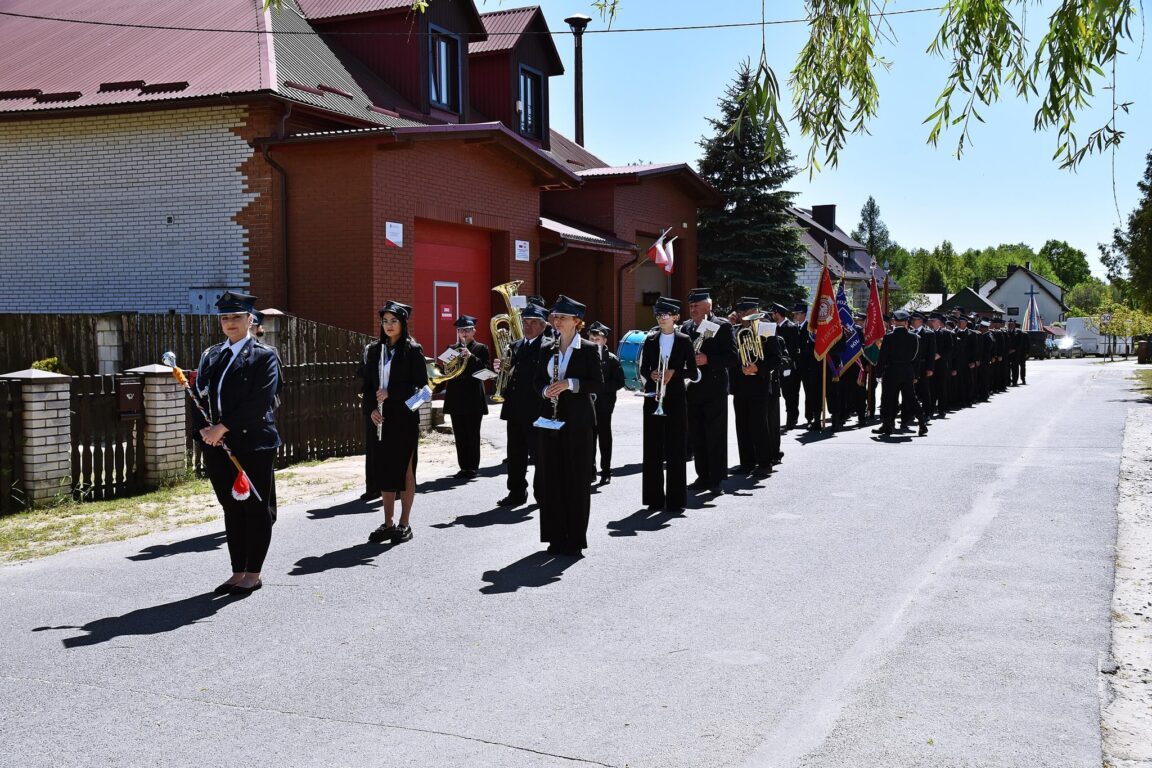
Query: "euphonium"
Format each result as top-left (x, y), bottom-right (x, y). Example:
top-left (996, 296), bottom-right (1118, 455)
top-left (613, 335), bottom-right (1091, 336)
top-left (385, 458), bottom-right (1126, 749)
top-left (490, 280), bottom-right (525, 403)
top-left (427, 344), bottom-right (468, 387)
top-left (737, 312), bottom-right (766, 368)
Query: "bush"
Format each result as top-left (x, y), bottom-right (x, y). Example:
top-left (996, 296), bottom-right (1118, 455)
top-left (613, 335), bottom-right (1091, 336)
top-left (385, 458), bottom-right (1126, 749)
top-left (30, 357), bottom-right (73, 375)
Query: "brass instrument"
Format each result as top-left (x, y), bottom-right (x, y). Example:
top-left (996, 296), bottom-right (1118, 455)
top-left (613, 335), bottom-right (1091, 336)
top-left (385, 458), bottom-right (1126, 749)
top-left (653, 354), bottom-right (669, 416)
top-left (490, 280), bottom-right (525, 403)
top-left (736, 312), bottom-right (766, 368)
top-left (685, 326), bottom-right (713, 386)
top-left (427, 343), bottom-right (468, 387)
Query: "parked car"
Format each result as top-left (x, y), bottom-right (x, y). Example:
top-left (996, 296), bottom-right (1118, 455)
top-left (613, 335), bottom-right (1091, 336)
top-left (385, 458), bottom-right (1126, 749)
top-left (1055, 337), bottom-right (1085, 358)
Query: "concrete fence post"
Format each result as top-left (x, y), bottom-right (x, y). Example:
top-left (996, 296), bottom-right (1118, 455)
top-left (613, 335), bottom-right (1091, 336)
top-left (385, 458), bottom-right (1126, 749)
top-left (0, 369), bottom-right (72, 506)
top-left (96, 315), bottom-right (124, 375)
top-left (126, 365), bottom-right (187, 486)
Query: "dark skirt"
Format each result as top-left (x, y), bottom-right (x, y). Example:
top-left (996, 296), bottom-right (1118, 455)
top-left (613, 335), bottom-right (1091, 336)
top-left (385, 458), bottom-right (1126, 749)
top-left (536, 424), bottom-right (594, 551)
top-left (366, 410), bottom-right (419, 493)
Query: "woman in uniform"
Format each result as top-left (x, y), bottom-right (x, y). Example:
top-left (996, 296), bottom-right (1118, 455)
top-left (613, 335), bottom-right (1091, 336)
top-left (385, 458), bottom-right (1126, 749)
top-left (361, 300), bottom-right (429, 544)
top-left (533, 295), bottom-right (603, 557)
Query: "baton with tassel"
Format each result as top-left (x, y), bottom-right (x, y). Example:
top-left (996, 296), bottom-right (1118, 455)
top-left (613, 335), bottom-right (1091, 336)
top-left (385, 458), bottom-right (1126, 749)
top-left (163, 351), bottom-right (261, 502)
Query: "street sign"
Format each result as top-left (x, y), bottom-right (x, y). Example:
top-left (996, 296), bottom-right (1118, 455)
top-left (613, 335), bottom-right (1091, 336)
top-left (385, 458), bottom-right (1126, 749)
top-left (1101, 313), bottom-right (1113, 324)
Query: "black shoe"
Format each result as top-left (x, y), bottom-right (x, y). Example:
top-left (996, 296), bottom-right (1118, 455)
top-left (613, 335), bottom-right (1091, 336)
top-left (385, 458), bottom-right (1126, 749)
top-left (732, 464), bottom-right (752, 475)
top-left (873, 426), bottom-right (892, 435)
top-left (496, 494), bottom-right (527, 507)
top-left (687, 480), bottom-right (708, 491)
top-left (599, 472), bottom-right (611, 485)
top-left (228, 581), bottom-right (262, 595)
top-left (646, 504), bottom-right (663, 512)
top-left (708, 486), bottom-right (723, 495)
top-left (774, 451), bottom-right (784, 465)
top-left (750, 466), bottom-right (772, 478)
top-left (369, 523), bottom-right (398, 543)
top-left (805, 423), bottom-right (820, 432)
top-left (393, 525), bottom-right (413, 543)
top-left (918, 425), bottom-right (928, 436)
top-left (214, 581), bottom-right (239, 595)
top-left (454, 469), bottom-right (478, 479)
top-left (546, 543), bottom-right (562, 554)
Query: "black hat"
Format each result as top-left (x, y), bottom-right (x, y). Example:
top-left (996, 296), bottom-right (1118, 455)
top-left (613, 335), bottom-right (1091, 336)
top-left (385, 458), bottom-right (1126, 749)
top-left (734, 296), bottom-right (761, 312)
top-left (769, 302), bottom-right (790, 316)
top-left (793, 302), bottom-right (808, 314)
top-left (929, 312), bottom-right (945, 321)
top-left (379, 301), bottom-right (411, 321)
top-left (251, 310), bottom-right (265, 325)
top-left (892, 309), bottom-right (910, 321)
top-left (454, 315), bottom-right (477, 329)
top-left (979, 319), bottom-right (991, 328)
top-left (653, 296), bottom-right (680, 315)
top-left (955, 314), bottom-right (969, 323)
top-left (550, 295), bottom-right (586, 318)
top-left (1007, 318), bottom-right (1019, 325)
top-left (687, 288), bottom-right (711, 303)
top-left (522, 304), bottom-right (549, 321)
top-left (587, 321), bottom-right (611, 335)
top-left (910, 311), bottom-right (926, 321)
top-left (945, 319), bottom-right (956, 328)
top-left (526, 296), bottom-right (547, 308)
top-left (216, 291), bottom-right (256, 314)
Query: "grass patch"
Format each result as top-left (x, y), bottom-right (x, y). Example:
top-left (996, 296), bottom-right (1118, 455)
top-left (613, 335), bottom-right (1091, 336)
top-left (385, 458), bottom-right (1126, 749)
top-left (0, 477), bottom-right (218, 563)
top-left (1133, 369), bottom-right (1152, 396)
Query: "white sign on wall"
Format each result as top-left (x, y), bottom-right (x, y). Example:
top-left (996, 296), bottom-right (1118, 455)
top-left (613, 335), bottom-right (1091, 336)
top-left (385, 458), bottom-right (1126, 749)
top-left (514, 239), bottom-right (530, 262)
top-left (386, 221), bottom-right (403, 248)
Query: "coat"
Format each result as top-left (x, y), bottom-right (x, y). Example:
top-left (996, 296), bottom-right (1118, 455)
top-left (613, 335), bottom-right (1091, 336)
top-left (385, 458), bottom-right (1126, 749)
top-left (443, 340), bottom-right (490, 417)
top-left (193, 337), bottom-right (281, 454)
top-left (680, 314), bottom-right (738, 403)
top-left (532, 334), bottom-right (604, 427)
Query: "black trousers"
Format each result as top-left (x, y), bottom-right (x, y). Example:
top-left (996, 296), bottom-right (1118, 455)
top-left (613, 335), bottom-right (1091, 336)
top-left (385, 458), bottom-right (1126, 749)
top-left (688, 395), bottom-right (729, 487)
top-left (915, 375), bottom-right (933, 425)
top-left (591, 405), bottom-right (614, 475)
top-left (450, 413), bottom-right (482, 471)
top-left (930, 366), bottom-right (948, 415)
top-left (643, 398), bottom-right (688, 509)
top-left (802, 368), bottom-right (822, 423)
top-left (881, 372), bottom-right (923, 429)
top-left (782, 373), bottom-right (801, 426)
top-left (733, 395), bottom-right (778, 468)
top-left (504, 417), bottom-right (534, 496)
top-left (537, 425), bottom-right (593, 551)
top-left (1019, 356), bottom-right (1027, 383)
top-left (204, 446), bottom-right (276, 573)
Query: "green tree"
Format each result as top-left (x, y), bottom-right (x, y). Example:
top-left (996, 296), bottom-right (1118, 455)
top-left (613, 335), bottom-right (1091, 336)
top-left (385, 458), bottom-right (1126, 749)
top-left (850, 196), bottom-right (892, 262)
top-left (696, 61), bottom-right (806, 307)
top-left (1064, 277), bottom-right (1111, 317)
top-left (922, 263), bottom-right (948, 293)
top-left (1100, 150), bottom-right (1152, 310)
top-left (1038, 239), bottom-right (1091, 289)
top-left (272, 1), bottom-right (1141, 170)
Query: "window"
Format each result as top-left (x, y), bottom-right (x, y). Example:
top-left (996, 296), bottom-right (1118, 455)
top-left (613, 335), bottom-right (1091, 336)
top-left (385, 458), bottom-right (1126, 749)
top-left (518, 67), bottom-right (542, 138)
top-left (429, 29), bottom-right (461, 112)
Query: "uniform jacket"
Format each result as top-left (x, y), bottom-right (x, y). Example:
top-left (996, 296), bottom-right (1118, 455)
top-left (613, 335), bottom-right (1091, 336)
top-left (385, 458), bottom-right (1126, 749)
top-left (912, 326), bottom-right (937, 377)
top-left (729, 332), bottom-right (788, 398)
top-left (933, 327), bottom-right (954, 374)
top-left (193, 337), bottom-right (281, 453)
top-left (681, 314), bottom-right (738, 403)
top-left (639, 330), bottom-right (697, 411)
top-left (533, 334), bottom-right (604, 427)
top-left (499, 334), bottom-right (546, 423)
top-left (359, 338), bottom-right (429, 425)
top-left (877, 326), bottom-right (920, 382)
top-left (591, 344), bottom-right (626, 413)
top-left (443, 340), bottom-right (490, 417)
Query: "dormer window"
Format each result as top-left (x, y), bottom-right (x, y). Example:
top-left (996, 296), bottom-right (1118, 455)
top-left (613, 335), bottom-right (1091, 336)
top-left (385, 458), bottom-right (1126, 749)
top-left (518, 65), bottom-right (542, 139)
top-left (429, 27), bottom-right (462, 112)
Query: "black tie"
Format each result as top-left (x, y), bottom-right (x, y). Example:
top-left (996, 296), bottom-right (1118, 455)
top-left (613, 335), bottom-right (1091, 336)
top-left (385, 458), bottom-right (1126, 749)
top-left (208, 348), bottom-right (233, 422)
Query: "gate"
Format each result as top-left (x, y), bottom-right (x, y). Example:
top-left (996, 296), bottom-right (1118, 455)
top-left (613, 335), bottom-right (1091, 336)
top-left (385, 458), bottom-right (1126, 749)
top-left (70, 375), bottom-right (144, 501)
top-left (0, 379), bottom-right (25, 514)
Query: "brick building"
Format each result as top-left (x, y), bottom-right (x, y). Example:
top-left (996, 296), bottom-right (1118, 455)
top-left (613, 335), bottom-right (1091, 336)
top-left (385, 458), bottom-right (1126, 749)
top-left (0, 0), bottom-right (718, 343)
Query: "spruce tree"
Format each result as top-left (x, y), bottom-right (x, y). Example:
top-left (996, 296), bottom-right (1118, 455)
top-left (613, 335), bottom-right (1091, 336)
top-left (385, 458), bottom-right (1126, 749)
top-left (696, 61), bottom-right (806, 309)
top-left (851, 196), bottom-right (893, 260)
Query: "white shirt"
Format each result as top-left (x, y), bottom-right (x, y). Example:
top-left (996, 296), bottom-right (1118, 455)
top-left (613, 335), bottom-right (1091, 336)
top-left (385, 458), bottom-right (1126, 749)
top-left (216, 336), bottom-right (250, 415)
top-left (378, 343), bottom-right (396, 390)
top-left (542, 334), bottom-right (583, 396)
top-left (659, 330), bottom-right (675, 359)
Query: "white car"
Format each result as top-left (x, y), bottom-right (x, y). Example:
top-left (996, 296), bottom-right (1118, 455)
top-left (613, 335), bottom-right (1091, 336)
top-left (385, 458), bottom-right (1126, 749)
top-left (1056, 337), bottom-right (1086, 358)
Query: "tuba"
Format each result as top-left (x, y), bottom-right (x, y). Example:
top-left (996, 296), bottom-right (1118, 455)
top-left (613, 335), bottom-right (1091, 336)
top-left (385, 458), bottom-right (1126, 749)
top-left (736, 312), bottom-right (766, 368)
top-left (490, 280), bottom-right (525, 403)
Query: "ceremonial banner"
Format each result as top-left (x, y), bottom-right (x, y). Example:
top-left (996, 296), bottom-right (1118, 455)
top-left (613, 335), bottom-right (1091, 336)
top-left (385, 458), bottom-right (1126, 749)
top-left (1021, 289), bottom-right (1044, 332)
top-left (808, 258), bottom-right (843, 361)
top-left (829, 280), bottom-right (862, 380)
top-left (863, 275), bottom-right (885, 365)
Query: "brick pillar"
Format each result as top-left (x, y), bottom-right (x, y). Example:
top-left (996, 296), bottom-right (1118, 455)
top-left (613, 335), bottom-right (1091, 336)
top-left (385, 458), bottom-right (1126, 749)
top-left (126, 365), bottom-right (187, 486)
top-left (0, 369), bottom-right (72, 506)
top-left (259, 310), bottom-right (287, 364)
top-left (96, 315), bottom-right (123, 375)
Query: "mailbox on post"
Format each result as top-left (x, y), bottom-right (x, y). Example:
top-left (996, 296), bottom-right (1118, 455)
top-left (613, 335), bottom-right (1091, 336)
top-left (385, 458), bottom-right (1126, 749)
top-left (118, 377), bottom-right (143, 421)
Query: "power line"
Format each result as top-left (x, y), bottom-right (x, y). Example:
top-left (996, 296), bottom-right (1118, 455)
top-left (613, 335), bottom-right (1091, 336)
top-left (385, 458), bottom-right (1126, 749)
top-left (0, 6), bottom-right (945, 37)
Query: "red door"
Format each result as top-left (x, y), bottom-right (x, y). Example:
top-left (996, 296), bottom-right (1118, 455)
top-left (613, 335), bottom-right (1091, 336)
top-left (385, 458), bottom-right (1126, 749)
top-left (413, 221), bottom-right (492, 355)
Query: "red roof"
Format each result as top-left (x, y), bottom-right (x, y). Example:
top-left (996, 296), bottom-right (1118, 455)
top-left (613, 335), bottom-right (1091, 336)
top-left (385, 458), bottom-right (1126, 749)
top-left (470, 7), bottom-right (538, 55)
top-left (296, 0), bottom-right (411, 22)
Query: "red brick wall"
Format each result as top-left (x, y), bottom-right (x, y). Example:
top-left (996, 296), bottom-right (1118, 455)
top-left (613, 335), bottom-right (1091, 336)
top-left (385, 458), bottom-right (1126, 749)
top-left (540, 183), bottom-right (616, 233)
top-left (233, 104), bottom-right (282, 309)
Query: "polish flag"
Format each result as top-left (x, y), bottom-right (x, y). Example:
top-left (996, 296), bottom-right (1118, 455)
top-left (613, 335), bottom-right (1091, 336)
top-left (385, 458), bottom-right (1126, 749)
top-left (647, 231), bottom-right (668, 267)
top-left (663, 237), bottom-right (676, 274)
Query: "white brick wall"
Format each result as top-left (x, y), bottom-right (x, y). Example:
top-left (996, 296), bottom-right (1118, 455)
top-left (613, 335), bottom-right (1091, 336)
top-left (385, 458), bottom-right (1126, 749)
top-left (0, 106), bottom-right (256, 313)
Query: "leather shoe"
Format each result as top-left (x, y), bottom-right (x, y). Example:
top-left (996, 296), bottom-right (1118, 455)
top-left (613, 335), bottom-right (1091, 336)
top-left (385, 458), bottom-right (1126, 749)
top-left (496, 494), bottom-right (527, 507)
top-left (599, 473), bottom-right (611, 485)
top-left (750, 466), bottom-right (772, 478)
top-left (686, 480), bottom-right (708, 491)
top-left (873, 426), bottom-right (892, 435)
top-left (918, 425), bottom-right (928, 436)
top-left (228, 581), bottom-right (262, 595)
top-left (214, 581), bottom-right (239, 595)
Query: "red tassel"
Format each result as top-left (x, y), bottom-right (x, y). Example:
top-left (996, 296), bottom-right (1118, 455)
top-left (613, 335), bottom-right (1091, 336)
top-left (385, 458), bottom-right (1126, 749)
top-left (231, 471), bottom-right (252, 501)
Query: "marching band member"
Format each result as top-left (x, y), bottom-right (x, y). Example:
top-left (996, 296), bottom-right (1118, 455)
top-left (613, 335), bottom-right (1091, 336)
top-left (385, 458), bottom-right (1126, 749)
top-left (442, 315), bottom-right (490, 479)
top-left (193, 291), bottom-right (281, 596)
top-left (728, 297), bottom-right (786, 477)
top-left (681, 288), bottom-right (738, 493)
top-left (361, 301), bottom-right (428, 544)
top-left (495, 303), bottom-right (549, 508)
top-left (533, 296), bottom-right (603, 557)
top-left (641, 297), bottom-right (697, 512)
top-left (587, 321), bottom-right (625, 485)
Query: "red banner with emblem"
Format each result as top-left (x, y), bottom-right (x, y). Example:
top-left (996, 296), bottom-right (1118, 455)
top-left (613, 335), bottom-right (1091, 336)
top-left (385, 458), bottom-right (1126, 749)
top-left (809, 259), bottom-right (843, 361)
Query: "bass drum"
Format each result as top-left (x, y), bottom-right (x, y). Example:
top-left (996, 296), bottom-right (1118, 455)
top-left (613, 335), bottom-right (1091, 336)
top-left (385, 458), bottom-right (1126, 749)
top-left (617, 329), bottom-right (648, 392)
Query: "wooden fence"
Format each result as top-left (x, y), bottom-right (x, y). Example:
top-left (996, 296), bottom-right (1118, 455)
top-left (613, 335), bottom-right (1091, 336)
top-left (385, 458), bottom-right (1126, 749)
top-left (0, 314), bottom-right (100, 374)
top-left (70, 375), bottom-right (144, 501)
top-left (121, 313), bottom-right (222, 372)
top-left (0, 380), bottom-right (24, 514)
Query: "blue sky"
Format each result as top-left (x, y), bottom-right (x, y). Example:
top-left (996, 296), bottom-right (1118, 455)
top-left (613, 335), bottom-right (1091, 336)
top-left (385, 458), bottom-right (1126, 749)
top-left (514, 0), bottom-right (1152, 278)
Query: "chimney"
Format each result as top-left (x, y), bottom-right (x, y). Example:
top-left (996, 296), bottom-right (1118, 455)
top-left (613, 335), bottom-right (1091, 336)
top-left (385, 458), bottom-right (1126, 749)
top-left (565, 14), bottom-right (592, 147)
top-left (811, 204), bottom-right (836, 234)
top-left (1025, 260), bottom-right (1031, 272)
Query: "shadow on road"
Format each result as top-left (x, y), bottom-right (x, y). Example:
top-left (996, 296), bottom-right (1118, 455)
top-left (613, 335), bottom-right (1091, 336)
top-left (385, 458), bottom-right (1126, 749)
top-left (793, 429), bottom-right (837, 445)
top-left (33, 592), bottom-right (241, 648)
top-left (289, 541), bottom-right (397, 575)
top-left (127, 531), bottom-right (226, 561)
top-left (431, 504), bottom-right (537, 529)
top-left (480, 551), bottom-right (581, 593)
top-left (305, 497), bottom-right (380, 520)
top-left (607, 506), bottom-right (687, 536)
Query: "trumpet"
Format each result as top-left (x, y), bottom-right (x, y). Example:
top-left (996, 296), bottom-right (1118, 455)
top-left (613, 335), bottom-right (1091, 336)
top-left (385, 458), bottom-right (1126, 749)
top-left (653, 354), bottom-right (669, 416)
top-left (490, 280), bottom-right (525, 403)
top-left (736, 312), bottom-right (765, 368)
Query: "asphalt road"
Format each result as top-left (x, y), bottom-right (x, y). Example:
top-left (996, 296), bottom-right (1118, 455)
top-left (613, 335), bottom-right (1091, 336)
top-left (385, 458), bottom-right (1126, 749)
top-left (0, 357), bottom-right (1131, 767)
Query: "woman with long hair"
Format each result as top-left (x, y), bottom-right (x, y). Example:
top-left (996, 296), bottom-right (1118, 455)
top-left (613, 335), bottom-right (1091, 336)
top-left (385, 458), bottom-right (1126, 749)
top-left (360, 300), bottom-right (428, 544)
top-left (533, 295), bottom-right (603, 557)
